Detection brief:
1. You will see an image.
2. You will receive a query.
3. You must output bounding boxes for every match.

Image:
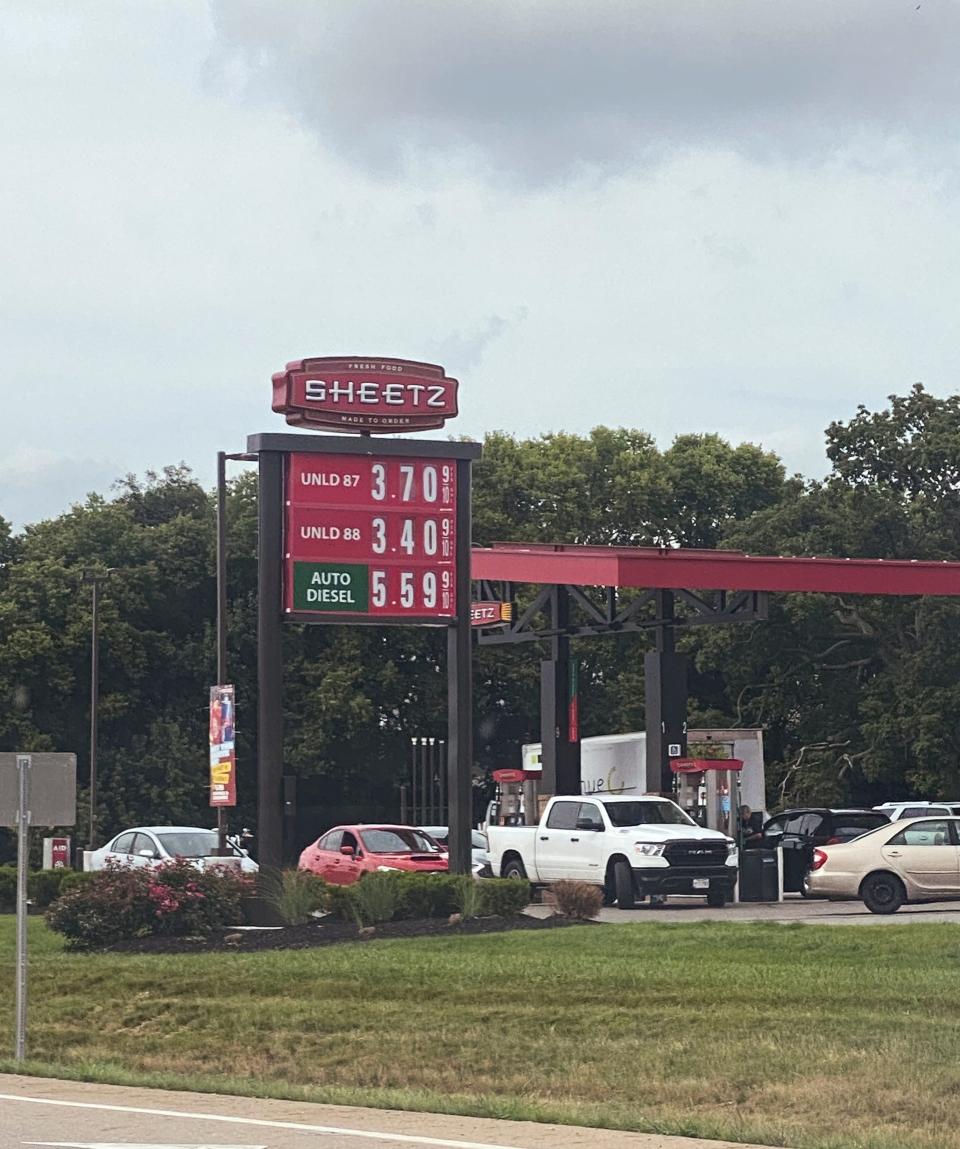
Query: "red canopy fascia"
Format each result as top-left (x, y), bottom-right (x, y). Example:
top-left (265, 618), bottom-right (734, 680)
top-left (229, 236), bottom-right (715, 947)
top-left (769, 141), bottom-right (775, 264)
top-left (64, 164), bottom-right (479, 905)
top-left (671, 758), bottom-right (744, 774)
top-left (471, 543), bottom-right (960, 597)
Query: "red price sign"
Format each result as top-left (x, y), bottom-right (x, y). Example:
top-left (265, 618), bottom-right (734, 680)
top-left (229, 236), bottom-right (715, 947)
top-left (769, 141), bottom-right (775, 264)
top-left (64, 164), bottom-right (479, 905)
top-left (285, 453), bottom-right (458, 620)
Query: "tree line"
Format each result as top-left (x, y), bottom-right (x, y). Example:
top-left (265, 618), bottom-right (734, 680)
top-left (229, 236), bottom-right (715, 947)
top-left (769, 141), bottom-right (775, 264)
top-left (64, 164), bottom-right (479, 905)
top-left (2, 384), bottom-right (960, 859)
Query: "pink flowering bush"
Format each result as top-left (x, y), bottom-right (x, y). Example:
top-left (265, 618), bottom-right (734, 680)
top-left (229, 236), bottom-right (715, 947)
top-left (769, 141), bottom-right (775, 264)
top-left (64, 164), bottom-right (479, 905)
top-left (46, 858), bottom-right (250, 948)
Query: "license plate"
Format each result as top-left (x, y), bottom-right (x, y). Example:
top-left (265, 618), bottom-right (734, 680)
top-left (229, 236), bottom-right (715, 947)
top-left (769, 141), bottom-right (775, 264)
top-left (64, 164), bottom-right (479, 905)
top-left (693, 878), bottom-right (710, 889)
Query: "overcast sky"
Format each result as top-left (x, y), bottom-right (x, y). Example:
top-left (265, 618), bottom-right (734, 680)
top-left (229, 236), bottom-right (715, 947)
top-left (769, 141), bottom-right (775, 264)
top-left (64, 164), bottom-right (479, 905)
top-left (2, 0), bottom-right (959, 528)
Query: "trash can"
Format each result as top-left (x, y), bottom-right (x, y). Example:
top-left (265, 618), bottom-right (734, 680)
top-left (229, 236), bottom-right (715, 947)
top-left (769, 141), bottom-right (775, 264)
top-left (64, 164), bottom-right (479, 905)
top-left (739, 849), bottom-right (779, 902)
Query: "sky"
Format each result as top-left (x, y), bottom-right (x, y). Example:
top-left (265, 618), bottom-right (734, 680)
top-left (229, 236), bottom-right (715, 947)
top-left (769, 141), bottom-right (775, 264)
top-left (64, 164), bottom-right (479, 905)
top-left (2, 0), bottom-right (959, 528)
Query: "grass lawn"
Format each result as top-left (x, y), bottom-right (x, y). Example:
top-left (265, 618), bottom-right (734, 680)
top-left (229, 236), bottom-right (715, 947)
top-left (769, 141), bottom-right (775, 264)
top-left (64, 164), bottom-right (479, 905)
top-left (2, 917), bottom-right (960, 1149)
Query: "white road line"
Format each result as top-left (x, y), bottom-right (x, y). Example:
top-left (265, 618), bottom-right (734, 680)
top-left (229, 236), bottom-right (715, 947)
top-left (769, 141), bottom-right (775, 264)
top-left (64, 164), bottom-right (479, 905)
top-left (28, 1143), bottom-right (266, 1148)
top-left (0, 1094), bottom-right (526, 1149)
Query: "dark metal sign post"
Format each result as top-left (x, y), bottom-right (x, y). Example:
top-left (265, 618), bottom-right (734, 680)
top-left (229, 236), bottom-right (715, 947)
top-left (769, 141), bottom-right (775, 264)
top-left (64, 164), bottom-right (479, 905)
top-left (248, 423), bottom-right (480, 874)
top-left (0, 751), bottom-right (76, 1062)
top-left (447, 453), bottom-right (474, 874)
top-left (213, 449), bottom-right (257, 853)
top-left (15, 755), bottom-right (28, 1061)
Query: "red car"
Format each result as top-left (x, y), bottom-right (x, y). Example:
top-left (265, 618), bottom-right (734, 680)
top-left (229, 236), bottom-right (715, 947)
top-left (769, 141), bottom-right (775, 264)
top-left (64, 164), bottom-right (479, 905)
top-left (298, 824), bottom-right (448, 885)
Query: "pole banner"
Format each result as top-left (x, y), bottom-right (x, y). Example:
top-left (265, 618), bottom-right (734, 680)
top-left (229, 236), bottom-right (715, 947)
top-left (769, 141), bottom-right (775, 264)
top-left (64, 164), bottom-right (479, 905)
top-left (568, 658), bottom-right (580, 743)
top-left (209, 684), bottom-right (237, 807)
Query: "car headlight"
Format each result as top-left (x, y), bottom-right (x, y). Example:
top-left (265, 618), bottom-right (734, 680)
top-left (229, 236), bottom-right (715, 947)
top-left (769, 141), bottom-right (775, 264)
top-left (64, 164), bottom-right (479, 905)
top-left (727, 841), bottom-right (738, 856)
top-left (634, 843), bottom-right (665, 856)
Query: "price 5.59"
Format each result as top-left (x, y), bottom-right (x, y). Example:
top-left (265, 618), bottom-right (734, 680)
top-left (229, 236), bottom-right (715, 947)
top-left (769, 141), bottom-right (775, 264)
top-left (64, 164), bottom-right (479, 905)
top-left (370, 568), bottom-right (454, 613)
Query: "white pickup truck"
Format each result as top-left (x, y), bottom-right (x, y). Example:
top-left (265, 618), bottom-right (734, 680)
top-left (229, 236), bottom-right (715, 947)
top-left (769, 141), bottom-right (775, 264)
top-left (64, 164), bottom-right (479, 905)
top-left (487, 794), bottom-right (738, 908)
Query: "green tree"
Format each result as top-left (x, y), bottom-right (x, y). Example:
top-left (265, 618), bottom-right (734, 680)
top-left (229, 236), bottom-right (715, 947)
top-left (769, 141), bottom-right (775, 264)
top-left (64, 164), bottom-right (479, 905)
top-left (5, 396), bottom-right (958, 852)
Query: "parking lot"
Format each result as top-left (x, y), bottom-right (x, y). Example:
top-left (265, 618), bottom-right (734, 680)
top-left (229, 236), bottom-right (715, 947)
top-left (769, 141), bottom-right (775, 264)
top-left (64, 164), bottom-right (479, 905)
top-left (527, 893), bottom-right (960, 924)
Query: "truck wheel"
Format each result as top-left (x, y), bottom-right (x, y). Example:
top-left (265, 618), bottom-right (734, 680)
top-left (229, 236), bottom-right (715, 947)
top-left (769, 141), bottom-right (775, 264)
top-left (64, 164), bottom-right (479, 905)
top-left (706, 889), bottom-right (728, 908)
top-left (861, 872), bottom-right (905, 914)
top-left (613, 860), bottom-right (636, 910)
top-left (502, 856), bottom-right (527, 880)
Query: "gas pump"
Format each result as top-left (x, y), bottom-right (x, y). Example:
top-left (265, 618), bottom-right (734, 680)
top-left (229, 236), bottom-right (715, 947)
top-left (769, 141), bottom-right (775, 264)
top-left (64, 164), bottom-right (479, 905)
top-left (489, 769), bottom-right (540, 826)
top-left (670, 757), bottom-right (744, 835)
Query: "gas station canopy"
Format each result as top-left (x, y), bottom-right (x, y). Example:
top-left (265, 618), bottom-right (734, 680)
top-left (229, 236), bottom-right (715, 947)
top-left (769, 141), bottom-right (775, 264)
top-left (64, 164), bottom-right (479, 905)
top-left (470, 541), bottom-right (960, 799)
top-left (472, 543), bottom-right (960, 597)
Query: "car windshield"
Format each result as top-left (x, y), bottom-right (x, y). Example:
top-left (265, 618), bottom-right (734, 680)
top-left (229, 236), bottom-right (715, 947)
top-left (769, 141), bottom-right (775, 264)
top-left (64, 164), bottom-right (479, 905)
top-left (157, 831), bottom-right (219, 858)
top-left (832, 814), bottom-right (889, 840)
top-left (602, 801), bottom-right (695, 827)
top-left (360, 828), bottom-right (440, 854)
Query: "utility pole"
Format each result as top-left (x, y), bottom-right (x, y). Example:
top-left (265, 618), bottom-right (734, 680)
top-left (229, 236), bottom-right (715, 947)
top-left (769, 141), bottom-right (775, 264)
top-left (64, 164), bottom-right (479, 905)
top-left (215, 451), bottom-right (257, 855)
top-left (81, 568), bottom-right (117, 850)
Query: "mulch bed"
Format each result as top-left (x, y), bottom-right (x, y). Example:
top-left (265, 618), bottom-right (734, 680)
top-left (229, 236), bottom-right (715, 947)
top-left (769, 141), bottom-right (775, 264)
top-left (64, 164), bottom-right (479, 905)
top-left (101, 913), bottom-right (596, 954)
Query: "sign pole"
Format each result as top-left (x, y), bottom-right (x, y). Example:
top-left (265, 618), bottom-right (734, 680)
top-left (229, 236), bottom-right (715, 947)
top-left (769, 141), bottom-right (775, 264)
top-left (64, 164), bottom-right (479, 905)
top-left (88, 577), bottom-right (99, 848)
top-left (1, 751), bottom-right (76, 1063)
top-left (15, 753), bottom-right (30, 1062)
top-left (446, 456), bottom-right (474, 875)
top-left (257, 449), bottom-right (285, 870)
top-left (215, 450), bottom-right (229, 855)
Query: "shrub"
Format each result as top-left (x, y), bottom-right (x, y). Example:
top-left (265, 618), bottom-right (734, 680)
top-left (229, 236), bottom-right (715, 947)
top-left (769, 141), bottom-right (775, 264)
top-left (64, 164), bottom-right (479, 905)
top-left (477, 877), bottom-right (530, 917)
top-left (552, 880), bottom-right (603, 920)
top-left (28, 868), bottom-right (95, 908)
top-left (0, 867), bottom-right (93, 911)
top-left (325, 872), bottom-right (454, 923)
top-left (0, 865), bottom-right (16, 910)
top-left (352, 873), bottom-right (402, 925)
top-left (59, 870), bottom-right (97, 897)
top-left (391, 872), bottom-right (461, 919)
top-left (46, 859), bottom-right (250, 948)
top-left (260, 868), bottom-right (328, 925)
top-left (46, 864), bottom-right (154, 946)
top-left (324, 872), bottom-right (532, 924)
top-left (28, 869), bottom-right (67, 908)
top-left (452, 875), bottom-right (483, 920)
top-left (147, 858), bottom-right (250, 936)
top-left (324, 882), bottom-right (358, 922)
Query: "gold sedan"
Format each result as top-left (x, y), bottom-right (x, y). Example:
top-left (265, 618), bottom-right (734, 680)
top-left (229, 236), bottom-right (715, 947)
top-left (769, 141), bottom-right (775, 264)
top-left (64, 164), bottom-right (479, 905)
top-left (805, 816), bottom-right (960, 913)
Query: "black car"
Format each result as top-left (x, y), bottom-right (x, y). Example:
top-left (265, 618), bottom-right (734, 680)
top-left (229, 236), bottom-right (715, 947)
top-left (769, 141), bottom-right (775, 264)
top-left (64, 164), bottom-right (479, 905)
top-left (747, 808), bottom-right (890, 893)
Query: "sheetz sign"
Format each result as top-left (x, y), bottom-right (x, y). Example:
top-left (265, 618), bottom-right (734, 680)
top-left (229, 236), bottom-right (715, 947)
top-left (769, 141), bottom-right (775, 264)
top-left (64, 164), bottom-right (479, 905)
top-left (252, 354), bottom-right (479, 873)
top-left (285, 452), bottom-right (457, 621)
top-left (272, 356), bottom-right (458, 434)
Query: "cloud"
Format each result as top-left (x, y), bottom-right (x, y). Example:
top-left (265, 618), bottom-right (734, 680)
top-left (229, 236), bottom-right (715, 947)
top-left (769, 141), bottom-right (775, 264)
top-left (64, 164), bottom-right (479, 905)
top-left (1, 2), bottom-right (958, 531)
top-left (0, 448), bottom-right (124, 530)
top-left (430, 313), bottom-right (519, 373)
top-left (209, 0), bottom-right (960, 181)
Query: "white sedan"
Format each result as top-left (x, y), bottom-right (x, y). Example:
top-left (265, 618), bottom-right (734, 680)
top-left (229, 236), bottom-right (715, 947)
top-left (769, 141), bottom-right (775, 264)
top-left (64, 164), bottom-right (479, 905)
top-left (86, 825), bottom-right (259, 874)
top-left (418, 826), bottom-right (492, 876)
top-left (806, 814), bottom-right (960, 912)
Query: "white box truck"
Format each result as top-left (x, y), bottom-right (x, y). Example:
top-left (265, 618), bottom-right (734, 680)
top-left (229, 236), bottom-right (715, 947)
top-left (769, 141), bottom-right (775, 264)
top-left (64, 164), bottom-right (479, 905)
top-left (520, 728), bottom-right (765, 813)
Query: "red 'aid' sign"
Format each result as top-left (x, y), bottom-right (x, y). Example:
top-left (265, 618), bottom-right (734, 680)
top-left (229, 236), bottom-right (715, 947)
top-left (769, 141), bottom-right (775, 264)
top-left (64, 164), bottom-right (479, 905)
top-left (285, 453), bottom-right (458, 620)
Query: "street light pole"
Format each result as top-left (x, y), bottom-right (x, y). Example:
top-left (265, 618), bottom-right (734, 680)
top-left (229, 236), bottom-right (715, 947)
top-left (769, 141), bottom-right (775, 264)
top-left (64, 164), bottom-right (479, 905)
top-left (89, 575), bottom-right (99, 850)
top-left (216, 450), bottom-right (228, 856)
top-left (215, 451), bottom-right (257, 855)
top-left (82, 568), bottom-right (117, 850)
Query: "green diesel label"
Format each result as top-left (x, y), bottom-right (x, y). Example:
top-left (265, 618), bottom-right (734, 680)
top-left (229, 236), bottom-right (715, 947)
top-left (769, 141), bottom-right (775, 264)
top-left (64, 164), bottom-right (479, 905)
top-left (293, 562), bottom-right (369, 612)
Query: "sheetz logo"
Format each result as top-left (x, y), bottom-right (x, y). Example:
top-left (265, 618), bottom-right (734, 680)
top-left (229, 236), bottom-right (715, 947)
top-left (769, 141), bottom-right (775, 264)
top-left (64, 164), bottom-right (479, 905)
top-left (272, 357), bottom-right (459, 434)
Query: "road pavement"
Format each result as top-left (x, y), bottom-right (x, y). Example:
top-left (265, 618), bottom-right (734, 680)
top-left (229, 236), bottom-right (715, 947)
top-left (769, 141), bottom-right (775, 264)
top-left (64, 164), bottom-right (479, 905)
top-left (0, 1076), bottom-right (781, 1149)
top-left (527, 892), bottom-right (960, 924)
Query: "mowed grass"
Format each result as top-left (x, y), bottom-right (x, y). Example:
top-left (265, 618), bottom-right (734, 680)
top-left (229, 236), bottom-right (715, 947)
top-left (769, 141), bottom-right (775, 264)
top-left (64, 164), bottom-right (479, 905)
top-left (2, 919), bottom-right (960, 1149)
